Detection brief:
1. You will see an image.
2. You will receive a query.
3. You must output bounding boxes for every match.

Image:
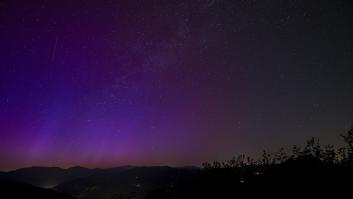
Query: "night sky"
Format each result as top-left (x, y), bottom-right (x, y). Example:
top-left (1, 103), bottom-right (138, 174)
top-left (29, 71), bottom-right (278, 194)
top-left (0, 0), bottom-right (353, 171)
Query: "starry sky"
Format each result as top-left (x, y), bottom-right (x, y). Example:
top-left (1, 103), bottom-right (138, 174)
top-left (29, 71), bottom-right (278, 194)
top-left (0, 0), bottom-right (353, 171)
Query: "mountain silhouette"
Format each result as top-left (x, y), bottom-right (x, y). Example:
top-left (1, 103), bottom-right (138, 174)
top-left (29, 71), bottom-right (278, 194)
top-left (0, 166), bottom-right (104, 188)
top-left (0, 166), bottom-right (200, 199)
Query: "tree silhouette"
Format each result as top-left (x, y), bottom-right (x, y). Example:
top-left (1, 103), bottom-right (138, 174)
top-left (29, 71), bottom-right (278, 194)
top-left (341, 127), bottom-right (353, 163)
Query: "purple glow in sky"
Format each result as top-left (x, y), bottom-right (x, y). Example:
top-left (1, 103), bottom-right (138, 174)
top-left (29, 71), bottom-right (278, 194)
top-left (0, 0), bottom-right (353, 171)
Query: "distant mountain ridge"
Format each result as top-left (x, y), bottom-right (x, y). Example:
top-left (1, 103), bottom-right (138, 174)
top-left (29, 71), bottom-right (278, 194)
top-left (0, 165), bottom-right (201, 199)
top-left (0, 166), bottom-right (104, 188)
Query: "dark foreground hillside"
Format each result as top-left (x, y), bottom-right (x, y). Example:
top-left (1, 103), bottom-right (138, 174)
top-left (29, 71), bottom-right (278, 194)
top-left (171, 159), bottom-right (353, 198)
top-left (0, 181), bottom-right (74, 199)
top-left (54, 166), bottom-right (200, 199)
top-left (145, 128), bottom-right (353, 198)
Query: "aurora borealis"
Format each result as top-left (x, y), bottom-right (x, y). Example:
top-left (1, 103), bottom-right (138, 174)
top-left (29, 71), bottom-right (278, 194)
top-left (0, 0), bottom-right (353, 171)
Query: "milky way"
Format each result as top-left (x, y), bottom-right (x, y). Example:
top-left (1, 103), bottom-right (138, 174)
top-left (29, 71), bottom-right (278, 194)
top-left (0, 0), bottom-right (353, 170)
